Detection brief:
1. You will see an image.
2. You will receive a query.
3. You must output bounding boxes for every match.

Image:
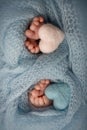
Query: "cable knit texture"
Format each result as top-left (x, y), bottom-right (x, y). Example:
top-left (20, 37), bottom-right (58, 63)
top-left (0, 0), bottom-right (87, 130)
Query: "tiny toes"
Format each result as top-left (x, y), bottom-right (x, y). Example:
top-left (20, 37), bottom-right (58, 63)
top-left (33, 17), bottom-right (40, 22)
top-left (30, 89), bottom-right (39, 97)
top-left (45, 80), bottom-right (50, 85)
top-left (40, 80), bottom-right (46, 84)
top-left (29, 95), bottom-right (35, 104)
top-left (33, 16), bottom-right (44, 23)
top-left (25, 41), bottom-right (34, 51)
top-left (35, 98), bottom-right (40, 106)
top-left (43, 96), bottom-right (52, 105)
top-left (31, 48), bottom-right (36, 53)
top-left (30, 46), bottom-right (39, 54)
top-left (28, 44), bottom-right (34, 50)
top-left (30, 23), bottom-right (37, 31)
top-left (35, 84), bottom-right (41, 90)
top-left (39, 17), bottom-right (44, 23)
top-left (25, 30), bottom-right (35, 38)
top-left (34, 46), bottom-right (40, 53)
top-left (33, 21), bottom-right (39, 26)
top-left (40, 79), bottom-right (50, 85)
top-left (39, 97), bottom-right (44, 106)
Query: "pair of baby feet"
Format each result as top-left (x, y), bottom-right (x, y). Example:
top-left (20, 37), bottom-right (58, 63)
top-left (25, 16), bottom-right (52, 108)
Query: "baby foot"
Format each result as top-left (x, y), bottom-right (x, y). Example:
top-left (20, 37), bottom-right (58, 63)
top-left (24, 16), bottom-right (44, 54)
top-left (25, 16), bottom-right (44, 40)
top-left (25, 39), bottom-right (40, 54)
top-left (28, 79), bottom-right (52, 108)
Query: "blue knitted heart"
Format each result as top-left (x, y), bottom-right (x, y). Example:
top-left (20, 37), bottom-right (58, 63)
top-left (45, 82), bottom-right (71, 110)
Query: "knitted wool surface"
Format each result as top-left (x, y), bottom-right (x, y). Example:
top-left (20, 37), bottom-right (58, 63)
top-left (0, 0), bottom-right (87, 130)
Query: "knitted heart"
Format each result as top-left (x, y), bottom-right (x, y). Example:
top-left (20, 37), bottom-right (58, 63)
top-left (45, 82), bottom-right (70, 110)
top-left (38, 24), bottom-right (65, 53)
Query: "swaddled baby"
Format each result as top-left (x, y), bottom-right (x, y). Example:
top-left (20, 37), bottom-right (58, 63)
top-left (19, 16), bottom-right (70, 111)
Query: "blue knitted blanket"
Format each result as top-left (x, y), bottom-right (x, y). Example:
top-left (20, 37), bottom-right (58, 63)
top-left (0, 0), bottom-right (87, 130)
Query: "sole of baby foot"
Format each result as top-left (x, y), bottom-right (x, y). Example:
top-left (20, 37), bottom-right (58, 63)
top-left (25, 16), bottom-right (44, 40)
